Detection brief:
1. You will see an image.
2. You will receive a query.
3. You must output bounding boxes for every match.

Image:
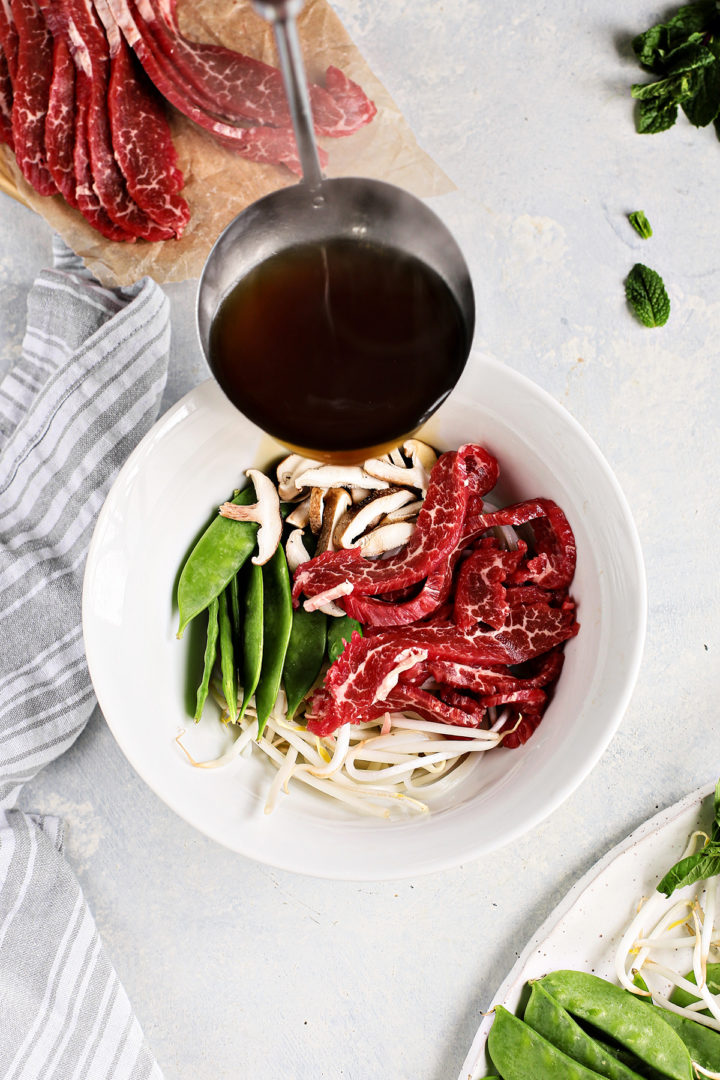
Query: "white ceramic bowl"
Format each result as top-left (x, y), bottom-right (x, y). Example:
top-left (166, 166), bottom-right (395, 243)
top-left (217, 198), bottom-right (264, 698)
top-left (82, 356), bottom-right (646, 880)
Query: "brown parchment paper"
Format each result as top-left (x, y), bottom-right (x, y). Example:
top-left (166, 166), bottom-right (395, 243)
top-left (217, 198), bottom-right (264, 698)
top-left (0, 0), bottom-right (453, 286)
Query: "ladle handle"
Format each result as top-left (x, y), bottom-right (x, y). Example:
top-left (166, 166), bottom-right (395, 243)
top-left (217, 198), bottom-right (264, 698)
top-left (252, 0), bottom-right (324, 190)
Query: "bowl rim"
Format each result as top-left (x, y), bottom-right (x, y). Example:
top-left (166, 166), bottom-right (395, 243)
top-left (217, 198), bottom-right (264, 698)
top-left (82, 355), bottom-right (647, 880)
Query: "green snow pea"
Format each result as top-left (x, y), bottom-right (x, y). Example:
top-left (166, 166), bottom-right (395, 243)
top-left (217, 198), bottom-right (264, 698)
top-left (177, 485), bottom-right (258, 637)
top-left (228, 572), bottom-right (241, 647)
top-left (218, 589), bottom-right (237, 720)
top-left (238, 563), bottom-right (263, 722)
top-left (326, 614), bottom-right (362, 664)
top-left (524, 981), bottom-right (646, 1080)
top-left (538, 971), bottom-right (693, 1080)
top-left (670, 963), bottom-right (720, 1013)
top-left (283, 606), bottom-right (327, 719)
top-left (487, 1005), bottom-right (606, 1080)
top-left (255, 544), bottom-right (292, 737)
top-left (194, 596), bottom-right (219, 721)
top-left (634, 972), bottom-right (720, 1073)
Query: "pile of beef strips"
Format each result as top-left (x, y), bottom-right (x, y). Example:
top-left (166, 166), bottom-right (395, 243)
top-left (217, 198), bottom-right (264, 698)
top-left (0, 0), bottom-right (376, 241)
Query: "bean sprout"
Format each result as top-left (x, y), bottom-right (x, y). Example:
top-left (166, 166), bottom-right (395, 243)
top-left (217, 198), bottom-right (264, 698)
top-left (176, 691), bottom-right (516, 817)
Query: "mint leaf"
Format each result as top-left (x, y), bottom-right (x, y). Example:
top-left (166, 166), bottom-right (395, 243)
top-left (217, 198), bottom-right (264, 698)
top-left (631, 75), bottom-right (688, 101)
top-left (628, 211), bottom-right (653, 238)
top-left (636, 97), bottom-right (679, 133)
top-left (633, 25), bottom-right (668, 70)
top-left (625, 264), bottom-right (671, 327)
top-left (682, 59), bottom-right (720, 125)
top-left (663, 41), bottom-right (716, 75)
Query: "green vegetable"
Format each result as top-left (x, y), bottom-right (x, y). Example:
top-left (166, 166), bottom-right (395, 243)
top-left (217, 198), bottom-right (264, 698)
top-left (255, 544), bottom-right (293, 737)
top-left (238, 563), bottom-right (263, 722)
top-left (631, 3), bottom-right (720, 137)
top-left (194, 597), bottom-right (219, 721)
top-left (229, 572), bottom-right (241, 647)
top-left (326, 614), bottom-right (362, 665)
top-left (657, 778), bottom-right (720, 894)
top-left (625, 263), bottom-right (671, 327)
top-left (218, 589), bottom-right (237, 720)
top-left (524, 981), bottom-right (645, 1080)
top-left (634, 971), bottom-right (720, 1073)
top-left (177, 485), bottom-right (258, 637)
top-left (670, 963), bottom-right (720, 1010)
top-left (283, 607), bottom-right (327, 719)
top-left (488, 1006), bottom-right (603, 1080)
top-left (628, 211), bottom-right (653, 239)
top-left (538, 971), bottom-right (693, 1080)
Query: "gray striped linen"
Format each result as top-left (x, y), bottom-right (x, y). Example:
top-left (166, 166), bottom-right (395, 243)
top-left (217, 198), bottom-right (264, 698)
top-left (0, 238), bottom-right (167, 1078)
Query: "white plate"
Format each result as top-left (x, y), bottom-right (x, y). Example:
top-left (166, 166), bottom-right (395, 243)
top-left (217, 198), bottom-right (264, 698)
top-left (82, 355), bottom-right (646, 880)
top-left (458, 780), bottom-right (717, 1080)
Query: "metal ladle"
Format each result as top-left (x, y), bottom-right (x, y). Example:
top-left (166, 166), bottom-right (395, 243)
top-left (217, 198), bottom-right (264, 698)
top-left (196, 0), bottom-right (475, 459)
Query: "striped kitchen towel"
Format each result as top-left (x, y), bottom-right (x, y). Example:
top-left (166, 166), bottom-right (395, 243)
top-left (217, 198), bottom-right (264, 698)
top-left (0, 237), bottom-right (167, 1078)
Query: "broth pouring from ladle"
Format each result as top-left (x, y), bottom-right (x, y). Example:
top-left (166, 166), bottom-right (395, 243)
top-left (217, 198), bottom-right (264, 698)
top-left (197, 0), bottom-right (475, 463)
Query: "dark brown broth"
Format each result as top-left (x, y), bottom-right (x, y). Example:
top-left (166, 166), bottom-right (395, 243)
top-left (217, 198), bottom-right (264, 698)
top-left (208, 238), bottom-right (468, 459)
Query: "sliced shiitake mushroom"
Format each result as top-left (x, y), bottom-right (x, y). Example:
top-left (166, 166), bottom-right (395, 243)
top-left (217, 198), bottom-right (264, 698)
top-left (363, 439), bottom-right (437, 494)
top-left (219, 468), bottom-right (283, 565)
top-left (285, 528), bottom-right (311, 573)
top-left (333, 488), bottom-right (416, 550)
top-left (276, 454), bottom-right (322, 501)
top-left (293, 464), bottom-right (390, 492)
top-left (316, 489), bottom-right (352, 554)
top-left (286, 496), bottom-right (312, 529)
top-left (356, 521), bottom-right (415, 557)
top-left (308, 487), bottom-right (325, 535)
top-left (382, 498), bottom-right (424, 524)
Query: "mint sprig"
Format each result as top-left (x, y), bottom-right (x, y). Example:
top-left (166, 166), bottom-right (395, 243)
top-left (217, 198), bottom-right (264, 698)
top-left (631, 2), bottom-right (720, 138)
top-left (625, 263), bottom-right (671, 327)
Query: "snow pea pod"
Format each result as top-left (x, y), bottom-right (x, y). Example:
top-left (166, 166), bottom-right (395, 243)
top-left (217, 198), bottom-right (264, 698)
top-left (177, 486), bottom-right (258, 637)
top-left (283, 607), bottom-right (327, 719)
top-left (255, 544), bottom-right (292, 737)
top-left (488, 1005), bottom-right (606, 1080)
top-left (634, 972), bottom-right (720, 1074)
top-left (229, 572), bottom-right (241, 647)
top-left (238, 563), bottom-right (263, 722)
top-left (326, 614), bottom-right (362, 664)
top-left (524, 981), bottom-right (645, 1080)
top-left (194, 597), bottom-right (219, 721)
top-left (218, 589), bottom-right (237, 720)
top-left (670, 963), bottom-right (720, 1013)
top-left (538, 971), bottom-right (693, 1080)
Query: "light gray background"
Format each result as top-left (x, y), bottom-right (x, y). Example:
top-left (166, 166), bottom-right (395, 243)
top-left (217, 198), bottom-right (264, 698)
top-left (2, 1), bottom-right (720, 1077)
